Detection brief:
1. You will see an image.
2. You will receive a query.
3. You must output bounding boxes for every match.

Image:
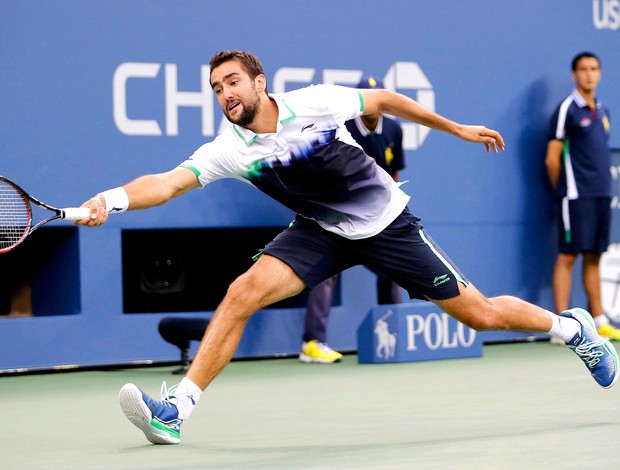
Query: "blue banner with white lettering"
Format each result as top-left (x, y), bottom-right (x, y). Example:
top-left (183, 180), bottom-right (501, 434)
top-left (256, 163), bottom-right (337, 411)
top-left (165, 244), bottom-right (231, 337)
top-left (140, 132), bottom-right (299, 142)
top-left (357, 303), bottom-right (483, 364)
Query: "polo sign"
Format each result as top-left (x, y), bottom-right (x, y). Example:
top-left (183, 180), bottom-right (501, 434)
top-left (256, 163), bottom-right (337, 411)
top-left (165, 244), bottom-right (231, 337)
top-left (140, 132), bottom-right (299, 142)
top-left (357, 303), bottom-right (483, 363)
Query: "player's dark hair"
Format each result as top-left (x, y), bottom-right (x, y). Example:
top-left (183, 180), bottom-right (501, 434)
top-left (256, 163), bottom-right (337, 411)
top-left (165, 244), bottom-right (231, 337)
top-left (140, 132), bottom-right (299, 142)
top-left (209, 50), bottom-right (267, 92)
top-left (571, 51), bottom-right (600, 71)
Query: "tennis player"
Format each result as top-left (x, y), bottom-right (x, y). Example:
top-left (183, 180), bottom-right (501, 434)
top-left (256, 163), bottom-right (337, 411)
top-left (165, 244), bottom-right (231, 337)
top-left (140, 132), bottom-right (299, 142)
top-left (77, 50), bottom-right (618, 445)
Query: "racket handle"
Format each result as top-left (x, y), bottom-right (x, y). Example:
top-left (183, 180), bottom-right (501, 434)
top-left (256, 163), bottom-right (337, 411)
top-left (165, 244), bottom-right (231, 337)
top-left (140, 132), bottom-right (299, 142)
top-left (62, 207), bottom-right (92, 221)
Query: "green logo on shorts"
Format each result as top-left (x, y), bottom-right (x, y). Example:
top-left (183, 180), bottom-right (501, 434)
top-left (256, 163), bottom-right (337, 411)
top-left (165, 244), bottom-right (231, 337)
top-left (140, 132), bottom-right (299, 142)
top-left (433, 274), bottom-right (450, 287)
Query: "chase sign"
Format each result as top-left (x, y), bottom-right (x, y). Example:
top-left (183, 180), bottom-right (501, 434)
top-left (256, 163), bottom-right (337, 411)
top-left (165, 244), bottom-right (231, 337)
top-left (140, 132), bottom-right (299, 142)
top-left (112, 61), bottom-right (434, 150)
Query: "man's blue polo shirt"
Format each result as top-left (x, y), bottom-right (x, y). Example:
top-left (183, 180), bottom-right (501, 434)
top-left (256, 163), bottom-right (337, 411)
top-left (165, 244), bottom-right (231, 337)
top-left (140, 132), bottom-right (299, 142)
top-left (548, 89), bottom-right (611, 199)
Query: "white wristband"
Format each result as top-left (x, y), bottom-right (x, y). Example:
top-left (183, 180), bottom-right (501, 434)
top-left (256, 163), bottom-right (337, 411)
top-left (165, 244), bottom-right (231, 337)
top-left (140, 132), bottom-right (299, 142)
top-left (98, 187), bottom-right (129, 213)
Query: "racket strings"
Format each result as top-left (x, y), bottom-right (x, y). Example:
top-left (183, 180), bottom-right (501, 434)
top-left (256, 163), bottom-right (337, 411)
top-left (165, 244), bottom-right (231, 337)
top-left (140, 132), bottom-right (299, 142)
top-left (0, 180), bottom-right (31, 250)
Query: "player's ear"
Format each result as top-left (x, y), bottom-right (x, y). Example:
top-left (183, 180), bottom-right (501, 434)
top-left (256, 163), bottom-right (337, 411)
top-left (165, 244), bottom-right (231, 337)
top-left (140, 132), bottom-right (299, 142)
top-left (255, 74), bottom-right (268, 94)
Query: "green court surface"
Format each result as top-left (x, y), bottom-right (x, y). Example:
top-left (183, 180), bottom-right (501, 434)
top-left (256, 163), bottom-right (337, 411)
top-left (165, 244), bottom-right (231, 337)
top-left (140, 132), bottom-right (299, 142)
top-left (2, 342), bottom-right (619, 469)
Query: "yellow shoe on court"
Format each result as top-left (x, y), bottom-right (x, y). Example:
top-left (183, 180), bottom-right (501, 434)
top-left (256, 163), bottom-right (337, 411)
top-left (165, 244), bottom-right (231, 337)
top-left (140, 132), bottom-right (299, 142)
top-left (597, 323), bottom-right (620, 341)
top-left (299, 340), bottom-right (343, 364)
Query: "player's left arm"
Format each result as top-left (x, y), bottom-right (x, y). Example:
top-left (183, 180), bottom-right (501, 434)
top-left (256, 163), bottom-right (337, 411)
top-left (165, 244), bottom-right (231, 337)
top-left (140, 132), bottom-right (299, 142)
top-left (360, 89), bottom-right (505, 152)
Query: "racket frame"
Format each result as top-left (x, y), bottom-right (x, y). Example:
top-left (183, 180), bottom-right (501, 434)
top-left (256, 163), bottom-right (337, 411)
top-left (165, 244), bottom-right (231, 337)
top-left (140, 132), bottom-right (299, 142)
top-left (0, 175), bottom-right (89, 253)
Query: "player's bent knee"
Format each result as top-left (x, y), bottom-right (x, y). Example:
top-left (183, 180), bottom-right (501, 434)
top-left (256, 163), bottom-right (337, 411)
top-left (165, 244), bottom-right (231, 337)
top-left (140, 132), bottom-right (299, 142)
top-left (225, 271), bottom-right (276, 311)
top-left (439, 291), bottom-right (506, 331)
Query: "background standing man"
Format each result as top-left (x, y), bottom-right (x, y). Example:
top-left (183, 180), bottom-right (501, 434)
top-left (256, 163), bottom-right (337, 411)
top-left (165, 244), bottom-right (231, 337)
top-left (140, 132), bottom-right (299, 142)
top-left (300, 76), bottom-right (405, 364)
top-left (545, 51), bottom-right (620, 340)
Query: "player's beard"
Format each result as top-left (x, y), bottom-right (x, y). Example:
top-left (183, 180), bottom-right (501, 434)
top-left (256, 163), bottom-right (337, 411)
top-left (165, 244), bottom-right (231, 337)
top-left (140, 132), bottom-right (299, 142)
top-left (227, 89), bottom-right (261, 127)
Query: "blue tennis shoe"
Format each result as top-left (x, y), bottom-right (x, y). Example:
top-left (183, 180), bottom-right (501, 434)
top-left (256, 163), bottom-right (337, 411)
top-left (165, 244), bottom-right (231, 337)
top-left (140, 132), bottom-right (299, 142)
top-left (561, 308), bottom-right (619, 389)
top-left (119, 382), bottom-right (183, 444)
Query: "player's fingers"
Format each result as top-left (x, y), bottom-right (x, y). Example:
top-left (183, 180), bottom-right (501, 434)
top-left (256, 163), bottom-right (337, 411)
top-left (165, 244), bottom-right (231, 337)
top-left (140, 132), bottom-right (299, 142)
top-left (78, 196), bottom-right (109, 226)
top-left (91, 207), bottom-right (108, 226)
top-left (87, 206), bottom-right (99, 221)
top-left (482, 131), bottom-right (505, 152)
top-left (489, 129), bottom-right (505, 149)
top-left (78, 205), bottom-right (105, 226)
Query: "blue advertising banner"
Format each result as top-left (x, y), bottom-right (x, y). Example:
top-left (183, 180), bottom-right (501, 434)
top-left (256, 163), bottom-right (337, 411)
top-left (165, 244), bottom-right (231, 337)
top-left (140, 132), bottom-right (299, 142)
top-left (358, 303), bottom-right (483, 364)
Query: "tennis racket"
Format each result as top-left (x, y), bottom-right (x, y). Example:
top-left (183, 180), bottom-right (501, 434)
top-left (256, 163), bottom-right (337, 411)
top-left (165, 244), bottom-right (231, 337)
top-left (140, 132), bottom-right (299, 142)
top-left (0, 175), bottom-right (91, 254)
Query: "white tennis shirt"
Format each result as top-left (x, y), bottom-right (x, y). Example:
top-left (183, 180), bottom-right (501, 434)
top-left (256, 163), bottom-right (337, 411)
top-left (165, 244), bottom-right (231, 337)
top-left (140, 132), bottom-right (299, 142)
top-left (179, 84), bottom-right (410, 240)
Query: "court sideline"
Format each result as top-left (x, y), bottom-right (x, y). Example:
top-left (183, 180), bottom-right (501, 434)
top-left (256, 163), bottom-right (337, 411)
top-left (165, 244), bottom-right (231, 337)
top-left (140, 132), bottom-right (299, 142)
top-left (1, 342), bottom-right (619, 469)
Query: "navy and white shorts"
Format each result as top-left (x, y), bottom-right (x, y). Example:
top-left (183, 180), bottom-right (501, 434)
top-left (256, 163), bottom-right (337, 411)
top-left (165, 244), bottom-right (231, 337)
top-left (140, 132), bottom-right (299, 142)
top-left (261, 208), bottom-right (468, 301)
top-left (558, 196), bottom-right (611, 254)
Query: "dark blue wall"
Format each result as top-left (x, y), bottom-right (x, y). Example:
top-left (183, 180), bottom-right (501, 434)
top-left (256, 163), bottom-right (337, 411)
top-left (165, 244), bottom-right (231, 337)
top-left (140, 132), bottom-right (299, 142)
top-left (1, 0), bottom-right (619, 371)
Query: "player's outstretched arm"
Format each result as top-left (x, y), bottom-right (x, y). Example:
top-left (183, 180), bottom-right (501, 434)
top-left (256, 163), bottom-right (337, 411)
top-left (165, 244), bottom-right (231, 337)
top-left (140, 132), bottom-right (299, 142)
top-left (76, 167), bottom-right (200, 226)
top-left (360, 89), bottom-right (505, 152)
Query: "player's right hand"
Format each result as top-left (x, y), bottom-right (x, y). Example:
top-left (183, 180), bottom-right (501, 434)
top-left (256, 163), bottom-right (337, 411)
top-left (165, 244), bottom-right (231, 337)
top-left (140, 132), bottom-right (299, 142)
top-left (75, 195), bottom-right (108, 226)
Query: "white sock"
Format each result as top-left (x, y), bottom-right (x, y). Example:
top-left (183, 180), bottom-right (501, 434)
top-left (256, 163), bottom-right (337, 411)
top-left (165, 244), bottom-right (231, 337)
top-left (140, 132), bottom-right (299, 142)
top-left (546, 310), bottom-right (581, 342)
top-left (174, 377), bottom-right (203, 420)
top-left (594, 315), bottom-right (609, 329)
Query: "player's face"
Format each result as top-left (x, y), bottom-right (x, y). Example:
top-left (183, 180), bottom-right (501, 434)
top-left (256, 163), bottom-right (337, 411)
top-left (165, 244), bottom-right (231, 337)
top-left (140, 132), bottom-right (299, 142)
top-left (572, 57), bottom-right (601, 94)
top-left (211, 60), bottom-right (263, 127)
